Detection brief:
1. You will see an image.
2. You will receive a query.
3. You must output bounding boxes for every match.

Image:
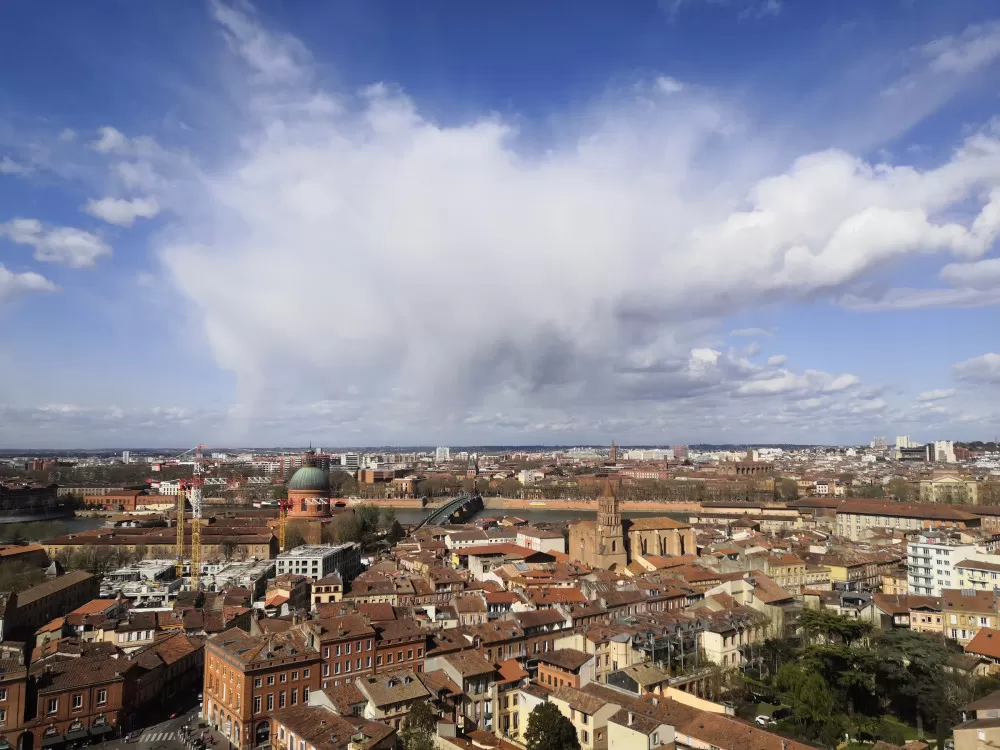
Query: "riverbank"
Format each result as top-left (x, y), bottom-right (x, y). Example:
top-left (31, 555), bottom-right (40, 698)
top-left (483, 497), bottom-right (703, 514)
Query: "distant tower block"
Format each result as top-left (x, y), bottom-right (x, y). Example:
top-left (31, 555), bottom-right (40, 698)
top-left (609, 440), bottom-right (617, 464)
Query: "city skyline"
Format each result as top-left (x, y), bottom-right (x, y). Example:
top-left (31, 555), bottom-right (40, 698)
top-left (3, 1), bottom-right (1000, 447)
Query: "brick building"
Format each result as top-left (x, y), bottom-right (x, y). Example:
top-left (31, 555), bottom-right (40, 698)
top-left (203, 626), bottom-right (322, 749)
top-left (31, 652), bottom-right (136, 747)
top-left (0, 653), bottom-right (28, 750)
top-left (310, 615), bottom-right (376, 689)
top-left (2, 572), bottom-right (98, 641)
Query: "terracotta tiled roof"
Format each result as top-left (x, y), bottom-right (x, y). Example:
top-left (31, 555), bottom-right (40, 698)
top-left (966, 629), bottom-right (1000, 660)
top-left (356, 670), bottom-right (429, 707)
top-left (536, 648), bottom-right (592, 671)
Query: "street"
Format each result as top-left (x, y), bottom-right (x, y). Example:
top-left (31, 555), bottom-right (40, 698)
top-left (96, 707), bottom-right (204, 750)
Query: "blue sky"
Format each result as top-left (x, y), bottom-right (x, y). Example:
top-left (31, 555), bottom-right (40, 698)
top-left (3, 0), bottom-right (1000, 448)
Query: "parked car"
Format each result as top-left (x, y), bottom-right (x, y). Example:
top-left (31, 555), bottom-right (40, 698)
top-left (755, 716), bottom-right (771, 727)
top-left (126, 731), bottom-right (142, 743)
top-left (773, 708), bottom-right (794, 721)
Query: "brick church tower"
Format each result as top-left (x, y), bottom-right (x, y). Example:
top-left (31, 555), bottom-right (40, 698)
top-left (596, 479), bottom-right (628, 569)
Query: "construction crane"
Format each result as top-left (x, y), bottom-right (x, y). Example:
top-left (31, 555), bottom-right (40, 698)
top-left (175, 484), bottom-right (186, 578)
top-left (167, 444), bottom-right (207, 590)
top-left (189, 444), bottom-right (207, 591)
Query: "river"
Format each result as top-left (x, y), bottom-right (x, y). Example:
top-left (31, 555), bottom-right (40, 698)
top-left (0, 506), bottom-right (690, 543)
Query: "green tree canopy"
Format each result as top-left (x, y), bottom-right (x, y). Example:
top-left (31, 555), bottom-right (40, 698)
top-left (525, 703), bottom-right (580, 750)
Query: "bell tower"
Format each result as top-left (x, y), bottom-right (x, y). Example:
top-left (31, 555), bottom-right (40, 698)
top-left (596, 479), bottom-right (627, 569)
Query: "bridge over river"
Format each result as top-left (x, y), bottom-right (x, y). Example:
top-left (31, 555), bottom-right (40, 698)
top-left (413, 493), bottom-right (483, 530)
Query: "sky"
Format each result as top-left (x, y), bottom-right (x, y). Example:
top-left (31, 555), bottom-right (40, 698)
top-left (3, 0), bottom-right (1000, 449)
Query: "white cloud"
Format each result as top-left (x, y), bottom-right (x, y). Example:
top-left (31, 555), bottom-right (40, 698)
top-left (0, 156), bottom-right (33, 176)
top-left (129, 3), bottom-right (1000, 440)
top-left (655, 76), bottom-right (686, 95)
top-left (917, 388), bottom-right (956, 401)
top-left (0, 264), bottom-right (57, 301)
top-left (921, 21), bottom-right (1000, 75)
top-left (824, 373), bottom-right (861, 392)
top-left (84, 197), bottom-right (161, 227)
top-left (210, 0), bottom-right (311, 84)
top-left (766, 354), bottom-right (786, 366)
top-left (59, 128), bottom-right (76, 142)
top-left (1, 218), bottom-right (112, 268)
top-left (90, 126), bottom-right (162, 159)
top-left (730, 327), bottom-right (773, 337)
top-left (954, 353), bottom-right (1000, 384)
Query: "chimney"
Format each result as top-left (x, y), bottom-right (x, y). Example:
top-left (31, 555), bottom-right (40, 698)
top-left (627, 712), bottom-right (633, 726)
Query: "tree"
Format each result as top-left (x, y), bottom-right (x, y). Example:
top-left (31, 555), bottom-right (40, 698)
top-left (524, 703), bottom-right (580, 750)
top-left (334, 514), bottom-right (363, 543)
top-left (0, 561), bottom-right (47, 592)
top-left (777, 477), bottom-right (799, 501)
top-left (399, 700), bottom-right (436, 750)
top-left (381, 507), bottom-right (397, 531)
top-left (285, 523), bottom-right (307, 550)
top-left (356, 504), bottom-right (381, 534)
top-left (886, 477), bottom-right (914, 502)
top-left (500, 478), bottom-right (523, 498)
top-left (387, 520), bottom-right (405, 544)
top-left (794, 672), bottom-right (835, 725)
top-left (221, 539), bottom-right (239, 561)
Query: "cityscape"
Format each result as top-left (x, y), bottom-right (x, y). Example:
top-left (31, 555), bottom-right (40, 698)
top-left (3, 437), bottom-right (1000, 750)
top-left (5, 2), bottom-right (1000, 750)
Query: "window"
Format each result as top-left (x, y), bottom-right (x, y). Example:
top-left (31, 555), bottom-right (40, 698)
top-left (387, 654), bottom-right (393, 664)
top-left (72, 694), bottom-right (83, 710)
top-left (291, 689), bottom-right (298, 706)
top-left (336, 645), bottom-right (341, 657)
top-left (267, 676), bottom-right (275, 686)
top-left (291, 671), bottom-right (298, 680)
top-left (303, 687), bottom-right (309, 702)
top-left (279, 692), bottom-right (286, 708)
top-left (303, 669), bottom-right (310, 678)
top-left (377, 656), bottom-right (383, 666)
top-left (0, 709), bottom-right (5, 725)
top-left (47, 699), bottom-right (58, 715)
top-left (323, 647), bottom-right (330, 659)
top-left (397, 651), bottom-right (403, 662)
top-left (335, 663), bottom-right (341, 675)
top-left (254, 678), bottom-right (262, 688)
top-left (280, 674), bottom-right (287, 683)
top-left (357, 640), bottom-right (363, 652)
top-left (366, 657), bottom-right (372, 668)
top-left (267, 695), bottom-right (274, 711)
top-left (0, 688), bottom-right (5, 701)
top-left (254, 697), bottom-right (261, 713)
top-left (96, 689), bottom-right (107, 707)
top-left (407, 649), bottom-right (413, 660)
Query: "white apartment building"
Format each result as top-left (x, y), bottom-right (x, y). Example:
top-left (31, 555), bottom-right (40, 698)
top-left (275, 543), bottom-right (362, 583)
top-left (435, 446), bottom-right (451, 463)
top-left (907, 537), bottom-right (995, 596)
top-left (933, 440), bottom-right (957, 463)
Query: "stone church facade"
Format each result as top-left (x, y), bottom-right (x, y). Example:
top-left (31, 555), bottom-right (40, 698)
top-left (569, 481), bottom-right (696, 570)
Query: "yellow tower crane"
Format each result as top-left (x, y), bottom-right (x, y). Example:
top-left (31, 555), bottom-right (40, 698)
top-left (189, 444), bottom-right (206, 591)
top-left (175, 484), bottom-right (186, 578)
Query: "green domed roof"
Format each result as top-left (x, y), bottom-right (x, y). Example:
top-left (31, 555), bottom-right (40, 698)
top-left (288, 465), bottom-right (330, 493)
